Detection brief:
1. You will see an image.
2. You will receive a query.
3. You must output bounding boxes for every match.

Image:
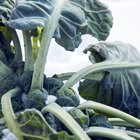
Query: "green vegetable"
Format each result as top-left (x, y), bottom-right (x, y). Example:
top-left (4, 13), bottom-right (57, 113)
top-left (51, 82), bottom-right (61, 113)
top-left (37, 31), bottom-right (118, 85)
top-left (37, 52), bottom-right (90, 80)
top-left (43, 77), bottom-right (64, 96)
top-left (56, 88), bottom-right (80, 107)
top-left (79, 41), bottom-right (140, 118)
top-left (0, 0), bottom-right (139, 139)
top-left (68, 108), bottom-right (89, 130)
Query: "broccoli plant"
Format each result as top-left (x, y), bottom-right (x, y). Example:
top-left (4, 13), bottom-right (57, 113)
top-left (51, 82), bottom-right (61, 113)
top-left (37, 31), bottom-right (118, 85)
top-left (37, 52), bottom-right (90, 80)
top-left (0, 0), bottom-right (140, 140)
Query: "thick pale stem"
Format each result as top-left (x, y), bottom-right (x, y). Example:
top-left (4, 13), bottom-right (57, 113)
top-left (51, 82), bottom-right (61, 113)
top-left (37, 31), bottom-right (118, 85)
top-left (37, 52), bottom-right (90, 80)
top-left (78, 101), bottom-right (140, 127)
top-left (86, 127), bottom-right (135, 140)
top-left (109, 118), bottom-right (138, 128)
top-left (31, 0), bottom-right (66, 90)
top-left (1, 87), bottom-right (23, 140)
top-left (41, 103), bottom-right (90, 140)
top-left (23, 30), bottom-right (34, 72)
top-left (10, 28), bottom-right (23, 63)
top-left (58, 62), bottom-right (140, 92)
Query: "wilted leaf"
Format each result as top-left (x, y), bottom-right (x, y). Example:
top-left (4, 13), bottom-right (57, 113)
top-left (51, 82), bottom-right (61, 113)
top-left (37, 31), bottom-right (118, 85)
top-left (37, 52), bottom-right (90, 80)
top-left (80, 41), bottom-right (140, 118)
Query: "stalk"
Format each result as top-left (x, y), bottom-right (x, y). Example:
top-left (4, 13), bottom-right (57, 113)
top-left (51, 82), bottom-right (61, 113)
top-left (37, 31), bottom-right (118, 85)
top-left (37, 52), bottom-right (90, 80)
top-left (30, 0), bottom-right (67, 90)
top-left (78, 101), bottom-right (140, 127)
top-left (1, 87), bottom-right (23, 140)
top-left (23, 30), bottom-right (34, 72)
top-left (86, 127), bottom-right (135, 140)
top-left (10, 28), bottom-right (23, 63)
top-left (41, 103), bottom-right (90, 140)
top-left (58, 62), bottom-right (140, 92)
top-left (109, 118), bottom-right (138, 128)
top-left (54, 72), bottom-right (104, 81)
top-left (126, 130), bottom-right (140, 140)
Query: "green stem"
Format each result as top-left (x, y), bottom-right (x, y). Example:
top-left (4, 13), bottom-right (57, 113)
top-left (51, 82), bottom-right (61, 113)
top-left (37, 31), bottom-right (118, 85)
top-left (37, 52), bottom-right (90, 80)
top-left (78, 101), bottom-right (140, 127)
top-left (31, 0), bottom-right (66, 90)
top-left (86, 127), bottom-right (135, 140)
top-left (58, 62), bottom-right (140, 92)
top-left (41, 103), bottom-right (90, 140)
top-left (23, 30), bottom-right (34, 72)
top-left (10, 28), bottom-right (23, 63)
top-left (54, 72), bottom-right (104, 81)
top-left (109, 118), bottom-right (139, 128)
top-left (126, 130), bottom-right (140, 140)
top-left (1, 87), bottom-right (23, 140)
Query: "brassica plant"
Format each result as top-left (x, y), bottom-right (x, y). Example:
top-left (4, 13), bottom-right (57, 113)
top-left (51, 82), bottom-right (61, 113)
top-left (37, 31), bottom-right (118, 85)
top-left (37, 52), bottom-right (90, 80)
top-left (0, 0), bottom-right (140, 139)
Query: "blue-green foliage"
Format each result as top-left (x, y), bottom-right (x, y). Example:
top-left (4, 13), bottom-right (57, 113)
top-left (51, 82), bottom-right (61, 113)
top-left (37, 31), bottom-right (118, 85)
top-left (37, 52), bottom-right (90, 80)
top-left (56, 88), bottom-right (80, 107)
top-left (20, 71), bottom-right (33, 94)
top-left (80, 41), bottom-right (140, 118)
top-left (43, 77), bottom-right (64, 95)
top-left (1, 0), bottom-right (113, 51)
top-left (68, 108), bottom-right (89, 130)
top-left (22, 89), bottom-right (48, 110)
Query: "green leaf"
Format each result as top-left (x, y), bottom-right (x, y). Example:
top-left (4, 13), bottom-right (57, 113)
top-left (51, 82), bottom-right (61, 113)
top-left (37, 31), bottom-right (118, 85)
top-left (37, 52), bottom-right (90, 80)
top-left (42, 103), bottom-right (91, 140)
top-left (56, 88), bottom-right (80, 107)
top-left (89, 115), bottom-right (113, 128)
top-left (0, 30), bottom-right (14, 64)
top-left (78, 79), bottom-right (101, 102)
top-left (23, 89), bottom-right (48, 110)
top-left (0, 0), bottom-right (14, 20)
top-left (43, 77), bottom-right (64, 96)
top-left (80, 41), bottom-right (140, 118)
top-left (2, 0), bottom-right (113, 51)
top-left (0, 61), bottom-right (18, 98)
top-left (68, 108), bottom-right (89, 130)
top-left (16, 109), bottom-right (55, 140)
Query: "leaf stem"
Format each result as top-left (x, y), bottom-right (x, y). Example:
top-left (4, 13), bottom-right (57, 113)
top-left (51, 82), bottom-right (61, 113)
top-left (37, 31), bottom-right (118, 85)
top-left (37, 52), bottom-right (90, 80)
top-left (41, 103), bottom-right (91, 140)
top-left (109, 118), bottom-right (139, 128)
top-left (23, 30), bottom-right (34, 72)
top-left (1, 87), bottom-right (23, 140)
top-left (31, 0), bottom-right (66, 90)
top-left (86, 127), bottom-right (135, 140)
top-left (58, 62), bottom-right (140, 91)
top-left (78, 101), bottom-right (140, 127)
top-left (126, 130), bottom-right (140, 140)
top-left (54, 72), bottom-right (104, 81)
top-left (10, 28), bottom-right (23, 63)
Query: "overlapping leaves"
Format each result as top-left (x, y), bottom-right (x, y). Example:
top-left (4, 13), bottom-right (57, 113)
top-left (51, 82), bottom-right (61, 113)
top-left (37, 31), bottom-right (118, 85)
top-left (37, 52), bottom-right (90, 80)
top-left (16, 109), bottom-right (77, 140)
top-left (79, 41), bottom-right (140, 118)
top-left (1, 0), bottom-right (113, 51)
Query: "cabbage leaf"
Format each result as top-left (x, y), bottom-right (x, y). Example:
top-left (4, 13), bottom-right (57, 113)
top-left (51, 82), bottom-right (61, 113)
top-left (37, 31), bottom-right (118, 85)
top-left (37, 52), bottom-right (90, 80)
top-left (79, 41), bottom-right (140, 118)
top-left (1, 0), bottom-right (113, 51)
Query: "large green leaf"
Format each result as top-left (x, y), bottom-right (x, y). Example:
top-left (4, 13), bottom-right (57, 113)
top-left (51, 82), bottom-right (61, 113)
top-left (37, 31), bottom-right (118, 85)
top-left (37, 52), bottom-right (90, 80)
top-left (2, 0), bottom-right (113, 51)
top-left (79, 41), bottom-right (140, 118)
top-left (16, 109), bottom-right (54, 139)
top-left (16, 109), bottom-right (77, 139)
